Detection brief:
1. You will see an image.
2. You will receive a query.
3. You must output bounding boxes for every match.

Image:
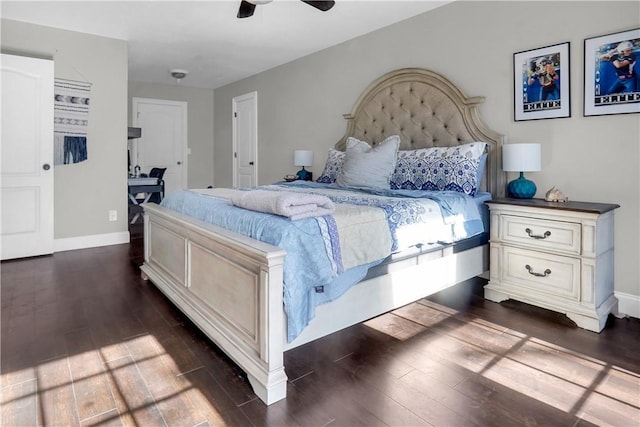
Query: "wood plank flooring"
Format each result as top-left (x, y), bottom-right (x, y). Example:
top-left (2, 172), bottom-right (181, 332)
top-left (2, 228), bottom-right (639, 426)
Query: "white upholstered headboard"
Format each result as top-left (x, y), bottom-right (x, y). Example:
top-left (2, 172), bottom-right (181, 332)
top-left (336, 68), bottom-right (505, 197)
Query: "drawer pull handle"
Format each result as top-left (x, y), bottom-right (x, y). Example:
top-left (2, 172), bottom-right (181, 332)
top-left (525, 228), bottom-right (551, 240)
top-left (525, 264), bottom-right (552, 277)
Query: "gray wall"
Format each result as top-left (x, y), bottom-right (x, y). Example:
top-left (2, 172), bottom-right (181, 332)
top-left (2, 19), bottom-right (129, 242)
top-left (128, 81), bottom-right (215, 188)
top-left (213, 2), bottom-right (640, 307)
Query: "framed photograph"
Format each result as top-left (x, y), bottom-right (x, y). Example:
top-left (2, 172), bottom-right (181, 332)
top-left (514, 42), bottom-right (570, 121)
top-left (584, 28), bottom-right (640, 116)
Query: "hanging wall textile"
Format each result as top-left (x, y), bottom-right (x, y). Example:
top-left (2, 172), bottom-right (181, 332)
top-left (53, 78), bottom-right (91, 165)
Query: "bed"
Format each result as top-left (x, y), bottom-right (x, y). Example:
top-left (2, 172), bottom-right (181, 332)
top-left (140, 68), bottom-right (505, 405)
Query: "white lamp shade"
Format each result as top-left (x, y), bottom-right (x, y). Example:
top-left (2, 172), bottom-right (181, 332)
top-left (503, 143), bottom-right (541, 172)
top-left (294, 150), bottom-right (314, 167)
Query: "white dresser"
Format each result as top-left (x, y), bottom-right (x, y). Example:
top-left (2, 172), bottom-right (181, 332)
top-left (484, 198), bottom-right (620, 332)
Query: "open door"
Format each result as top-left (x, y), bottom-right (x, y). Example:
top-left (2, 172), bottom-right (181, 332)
top-left (1, 54), bottom-right (54, 260)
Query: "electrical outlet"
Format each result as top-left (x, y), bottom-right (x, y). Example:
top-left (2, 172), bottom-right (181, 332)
top-left (109, 210), bottom-right (117, 221)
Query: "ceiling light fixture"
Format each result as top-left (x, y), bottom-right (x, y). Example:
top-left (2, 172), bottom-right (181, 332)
top-left (170, 69), bottom-right (189, 83)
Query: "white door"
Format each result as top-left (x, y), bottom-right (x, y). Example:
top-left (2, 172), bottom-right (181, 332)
top-left (1, 54), bottom-right (54, 260)
top-left (132, 98), bottom-right (187, 195)
top-left (233, 91), bottom-right (257, 187)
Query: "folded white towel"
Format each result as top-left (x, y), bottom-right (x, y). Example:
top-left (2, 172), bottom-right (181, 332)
top-left (230, 190), bottom-right (335, 220)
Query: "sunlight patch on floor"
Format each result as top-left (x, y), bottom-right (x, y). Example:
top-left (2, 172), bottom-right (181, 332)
top-left (0, 333), bottom-right (228, 426)
top-left (364, 299), bottom-right (640, 425)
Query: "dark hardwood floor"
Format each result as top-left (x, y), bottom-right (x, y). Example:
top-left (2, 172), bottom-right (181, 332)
top-left (2, 220), bottom-right (639, 426)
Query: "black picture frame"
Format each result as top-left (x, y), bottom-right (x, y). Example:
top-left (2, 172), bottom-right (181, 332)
top-left (584, 28), bottom-right (640, 117)
top-left (514, 42), bottom-right (571, 121)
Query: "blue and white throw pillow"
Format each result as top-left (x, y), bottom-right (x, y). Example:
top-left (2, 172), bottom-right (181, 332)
top-left (316, 148), bottom-right (345, 183)
top-left (390, 142), bottom-right (487, 196)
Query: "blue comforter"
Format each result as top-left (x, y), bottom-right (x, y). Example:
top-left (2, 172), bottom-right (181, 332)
top-left (160, 182), bottom-right (489, 341)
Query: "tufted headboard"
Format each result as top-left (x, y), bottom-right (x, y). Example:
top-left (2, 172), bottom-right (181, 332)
top-left (336, 68), bottom-right (505, 197)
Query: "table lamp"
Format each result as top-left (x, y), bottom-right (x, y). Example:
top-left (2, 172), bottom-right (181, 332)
top-left (294, 150), bottom-right (313, 181)
top-left (503, 143), bottom-right (541, 199)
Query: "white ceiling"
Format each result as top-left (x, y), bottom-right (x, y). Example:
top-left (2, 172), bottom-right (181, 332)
top-left (1, 0), bottom-right (450, 89)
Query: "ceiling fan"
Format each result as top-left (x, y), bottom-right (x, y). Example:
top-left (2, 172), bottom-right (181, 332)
top-left (237, 0), bottom-right (336, 19)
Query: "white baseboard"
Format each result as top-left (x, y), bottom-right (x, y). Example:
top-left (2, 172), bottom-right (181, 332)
top-left (614, 291), bottom-right (640, 319)
top-left (54, 231), bottom-right (130, 252)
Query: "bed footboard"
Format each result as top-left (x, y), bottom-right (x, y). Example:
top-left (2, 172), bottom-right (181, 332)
top-left (140, 203), bottom-right (287, 405)
top-left (141, 203), bottom-right (489, 405)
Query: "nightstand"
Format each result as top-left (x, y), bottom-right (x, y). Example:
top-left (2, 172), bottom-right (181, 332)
top-left (484, 198), bottom-right (620, 332)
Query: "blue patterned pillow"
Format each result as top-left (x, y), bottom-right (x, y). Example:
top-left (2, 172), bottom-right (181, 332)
top-left (390, 142), bottom-right (487, 196)
top-left (316, 148), bottom-right (345, 183)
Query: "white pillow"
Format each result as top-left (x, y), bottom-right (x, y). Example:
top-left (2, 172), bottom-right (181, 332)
top-left (336, 135), bottom-right (400, 189)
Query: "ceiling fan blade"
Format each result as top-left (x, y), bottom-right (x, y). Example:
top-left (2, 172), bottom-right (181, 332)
top-left (300, 1), bottom-right (335, 12)
top-left (237, 1), bottom-right (256, 18)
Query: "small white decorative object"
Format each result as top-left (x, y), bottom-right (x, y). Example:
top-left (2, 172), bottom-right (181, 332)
top-left (545, 186), bottom-right (568, 203)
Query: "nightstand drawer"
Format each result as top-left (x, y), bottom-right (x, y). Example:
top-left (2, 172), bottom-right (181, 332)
top-left (501, 246), bottom-right (580, 300)
top-left (501, 214), bottom-right (581, 255)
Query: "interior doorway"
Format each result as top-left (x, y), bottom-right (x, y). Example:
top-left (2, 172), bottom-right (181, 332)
top-left (1, 54), bottom-right (54, 260)
top-left (131, 97), bottom-right (188, 194)
top-left (129, 97), bottom-right (187, 234)
top-left (233, 91), bottom-right (258, 187)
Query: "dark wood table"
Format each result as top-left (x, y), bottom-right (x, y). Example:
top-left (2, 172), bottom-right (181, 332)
top-left (128, 178), bottom-right (163, 224)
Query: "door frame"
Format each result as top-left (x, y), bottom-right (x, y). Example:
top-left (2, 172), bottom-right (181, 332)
top-left (132, 97), bottom-right (188, 190)
top-left (232, 91), bottom-right (258, 187)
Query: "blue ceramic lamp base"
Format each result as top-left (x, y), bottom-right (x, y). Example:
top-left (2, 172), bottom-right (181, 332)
top-left (508, 172), bottom-right (537, 199)
top-left (296, 167), bottom-right (312, 181)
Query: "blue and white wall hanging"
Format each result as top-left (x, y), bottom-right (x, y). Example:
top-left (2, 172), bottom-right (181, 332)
top-left (53, 78), bottom-right (91, 165)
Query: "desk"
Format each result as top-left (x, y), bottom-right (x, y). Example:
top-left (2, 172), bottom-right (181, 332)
top-left (128, 178), bottom-right (163, 224)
